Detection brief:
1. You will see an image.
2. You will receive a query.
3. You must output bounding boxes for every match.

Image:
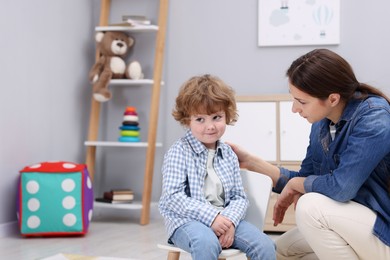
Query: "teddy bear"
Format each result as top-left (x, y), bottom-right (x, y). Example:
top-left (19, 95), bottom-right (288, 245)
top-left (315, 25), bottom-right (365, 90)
top-left (89, 31), bottom-right (143, 102)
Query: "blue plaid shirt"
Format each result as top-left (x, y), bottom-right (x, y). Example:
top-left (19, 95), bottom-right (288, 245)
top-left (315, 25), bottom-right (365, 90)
top-left (158, 130), bottom-right (248, 239)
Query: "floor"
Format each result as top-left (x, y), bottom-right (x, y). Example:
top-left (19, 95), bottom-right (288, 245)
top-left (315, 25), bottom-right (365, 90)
top-left (0, 205), bottom-right (281, 260)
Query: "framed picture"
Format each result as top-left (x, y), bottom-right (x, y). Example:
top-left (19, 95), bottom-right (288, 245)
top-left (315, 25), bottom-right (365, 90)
top-left (258, 0), bottom-right (340, 46)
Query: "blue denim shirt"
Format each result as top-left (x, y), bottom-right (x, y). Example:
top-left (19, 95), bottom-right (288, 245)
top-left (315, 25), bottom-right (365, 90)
top-left (274, 93), bottom-right (390, 246)
top-left (159, 130), bottom-right (248, 239)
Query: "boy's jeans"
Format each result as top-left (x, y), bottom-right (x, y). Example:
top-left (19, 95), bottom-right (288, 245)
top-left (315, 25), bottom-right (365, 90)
top-left (170, 220), bottom-right (275, 260)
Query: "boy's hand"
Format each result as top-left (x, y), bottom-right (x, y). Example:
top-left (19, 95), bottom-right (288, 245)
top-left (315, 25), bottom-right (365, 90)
top-left (219, 225), bottom-right (235, 248)
top-left (211, 214), bottom-right (232, 236)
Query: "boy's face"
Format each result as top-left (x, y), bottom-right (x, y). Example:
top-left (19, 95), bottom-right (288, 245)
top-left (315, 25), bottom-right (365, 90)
top-left (189, 110), bottom-right (226, 149)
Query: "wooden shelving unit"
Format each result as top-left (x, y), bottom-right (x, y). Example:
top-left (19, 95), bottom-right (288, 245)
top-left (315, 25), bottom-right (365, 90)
top-left (85, 0), bottom-right (169, 225)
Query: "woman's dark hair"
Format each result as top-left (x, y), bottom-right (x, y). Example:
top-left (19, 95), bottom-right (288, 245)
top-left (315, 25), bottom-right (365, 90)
top-left (286, 49), bottom-right (390, 103)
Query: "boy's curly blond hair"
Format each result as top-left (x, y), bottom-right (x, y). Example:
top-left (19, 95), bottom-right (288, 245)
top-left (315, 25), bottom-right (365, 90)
top-left (172, 74), bottom-right (238, 126)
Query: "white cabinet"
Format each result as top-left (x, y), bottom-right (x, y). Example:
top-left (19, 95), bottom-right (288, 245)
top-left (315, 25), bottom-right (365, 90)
top-left (224, 94), bottom-right (311, 232)
top-left (224, 102), bottom-right (277, 161)
top-left (280, 101), bottom-right (311, 161)
top-left (224, 95), bottom-right (311, 165)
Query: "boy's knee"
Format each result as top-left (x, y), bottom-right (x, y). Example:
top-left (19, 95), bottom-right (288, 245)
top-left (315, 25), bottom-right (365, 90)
top-left (193, 234), bottom-right (220, 250)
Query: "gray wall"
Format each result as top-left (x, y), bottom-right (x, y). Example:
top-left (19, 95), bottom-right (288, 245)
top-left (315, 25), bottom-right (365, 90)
top-left (1, 0), bottom-right (389, 231)
top-left (0, 0), bottom-right (95, 230)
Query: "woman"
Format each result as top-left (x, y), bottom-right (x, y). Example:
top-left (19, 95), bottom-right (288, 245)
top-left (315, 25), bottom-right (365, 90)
top-left (229, 49), bottom-right (390, 259)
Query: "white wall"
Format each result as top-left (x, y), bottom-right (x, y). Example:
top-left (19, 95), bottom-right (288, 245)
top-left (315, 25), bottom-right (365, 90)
top-left (1, 0), bottom-right (389, 232)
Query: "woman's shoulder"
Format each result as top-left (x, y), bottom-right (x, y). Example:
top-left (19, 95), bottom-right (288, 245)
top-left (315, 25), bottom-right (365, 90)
top-left (350, 96), bottom-right (390, 131)
top-left (352, 96), bottom-right (390, 122)
top-left (343, 95), bottom-right (389, 120)
top-left (364, 95), bottom-right (390, 112)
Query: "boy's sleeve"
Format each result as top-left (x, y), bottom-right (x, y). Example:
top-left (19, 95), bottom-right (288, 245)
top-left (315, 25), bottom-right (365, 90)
top-left (159, 143), bottom-right (220, 227)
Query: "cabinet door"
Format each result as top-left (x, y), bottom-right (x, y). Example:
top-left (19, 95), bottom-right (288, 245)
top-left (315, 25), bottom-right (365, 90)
top-left (279, 101), bottom-right (311, 161)
top-left (224, 102), bottom-right (277, 161)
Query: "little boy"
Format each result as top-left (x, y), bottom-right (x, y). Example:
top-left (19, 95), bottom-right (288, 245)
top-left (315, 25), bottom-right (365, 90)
top-left (158, 74), bottom-right (275, 260)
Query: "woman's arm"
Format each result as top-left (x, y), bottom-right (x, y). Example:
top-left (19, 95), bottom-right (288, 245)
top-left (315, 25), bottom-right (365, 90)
top-left (227, 142), bottom-right (308, 226)
top-left (306, 106), bottom-right (390, 202)
top-left (227, 142), bottom-right (281, 187)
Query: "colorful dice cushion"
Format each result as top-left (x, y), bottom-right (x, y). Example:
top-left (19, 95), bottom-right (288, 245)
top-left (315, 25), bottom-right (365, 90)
top-left (17, 161), bottom-right (93, 237)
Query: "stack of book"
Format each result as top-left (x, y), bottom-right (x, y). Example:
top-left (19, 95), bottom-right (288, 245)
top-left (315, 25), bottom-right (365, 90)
top-left (122, 15), bottom-right (151, 25)
top-left (95, 189), bottom-right (134, 204)
top-left (108, 15), bottom-right (152, 27)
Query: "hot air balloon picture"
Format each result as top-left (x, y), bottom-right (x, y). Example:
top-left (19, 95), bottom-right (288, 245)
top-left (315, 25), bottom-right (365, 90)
top-left (258, 0), bottom-right (340, 46)
top-left (280, 0), bottom-right (289, 11)
top-left (313, 5), bottom-right (334, 38)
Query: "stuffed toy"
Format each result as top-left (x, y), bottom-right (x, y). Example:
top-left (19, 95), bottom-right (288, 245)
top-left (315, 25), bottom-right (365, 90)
top-left (126, 60), bottom-right (144, 80)
top-left (89, 31), bottom-right (142, 102)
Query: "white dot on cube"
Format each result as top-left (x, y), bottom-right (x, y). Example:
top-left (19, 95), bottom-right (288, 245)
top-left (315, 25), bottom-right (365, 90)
top-left (29, 164), bottom-right (42, 169)
top-left (62, 163), bottom-right (76, 169)
top-left (88, 209), bottom-right (93, 221)
top-left (63, 213), bottom-right (77, 227)
top-left (62, 196), bottom-right (76, 209)
top-left (61, 179), bottom-right (75, 192)
top-left (26, 180), bottom-right (39, 194)
top-left (27, 216), bottom-right (40, 229)
top-left (87, 177), bottom-right (92, 189)
top-left (27, 198), bottom-right (40, 212)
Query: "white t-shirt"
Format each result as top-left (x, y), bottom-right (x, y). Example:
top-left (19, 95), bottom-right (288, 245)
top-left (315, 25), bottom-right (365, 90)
top-left (203, 149), bottom-right (225, 210)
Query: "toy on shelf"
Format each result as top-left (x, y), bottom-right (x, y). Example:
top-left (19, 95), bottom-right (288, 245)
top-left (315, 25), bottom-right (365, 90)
top-left (118, 106), bottom-right (141, 142)
top-left (88, 31), bottom-right (144, 103)
top-left (17, 161), bottom-right (93, 237)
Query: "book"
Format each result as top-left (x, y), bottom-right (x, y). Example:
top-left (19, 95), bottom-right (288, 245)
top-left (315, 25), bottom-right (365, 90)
top-left (122, 15), bottom-right (151, 25)
top-left (107, 22), bottom-right (135, 27)
top-left (95, 198), bottom-right (133, 204)
top-left (111, 189), bottom-right (134, 195)
top-left (104, 191), bottom-right (134, 201)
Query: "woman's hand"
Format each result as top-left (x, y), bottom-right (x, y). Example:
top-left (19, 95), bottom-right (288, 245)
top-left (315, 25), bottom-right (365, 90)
top-left (273, 177), bottom-right (305, 226)
top-left (225, 142), bottom-right (252, 169)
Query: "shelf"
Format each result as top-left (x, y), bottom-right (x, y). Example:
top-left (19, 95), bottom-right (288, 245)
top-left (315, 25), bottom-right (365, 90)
top-left (96, 25), bottom-right (158, 32)
top-left (94, 201), bottom-right (143, 210)
top-left (109, 79), bottom-right (164, 85)
top-left (86, 0), bottom-right (169, 225)
top-left (85, 141), bottom-right (162, 147)
top-left (111, 79), bottom-right (153, 85)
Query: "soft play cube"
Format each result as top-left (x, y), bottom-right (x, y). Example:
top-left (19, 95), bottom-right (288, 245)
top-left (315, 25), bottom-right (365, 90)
top-left (17, 161), bottom-right (93, 237)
